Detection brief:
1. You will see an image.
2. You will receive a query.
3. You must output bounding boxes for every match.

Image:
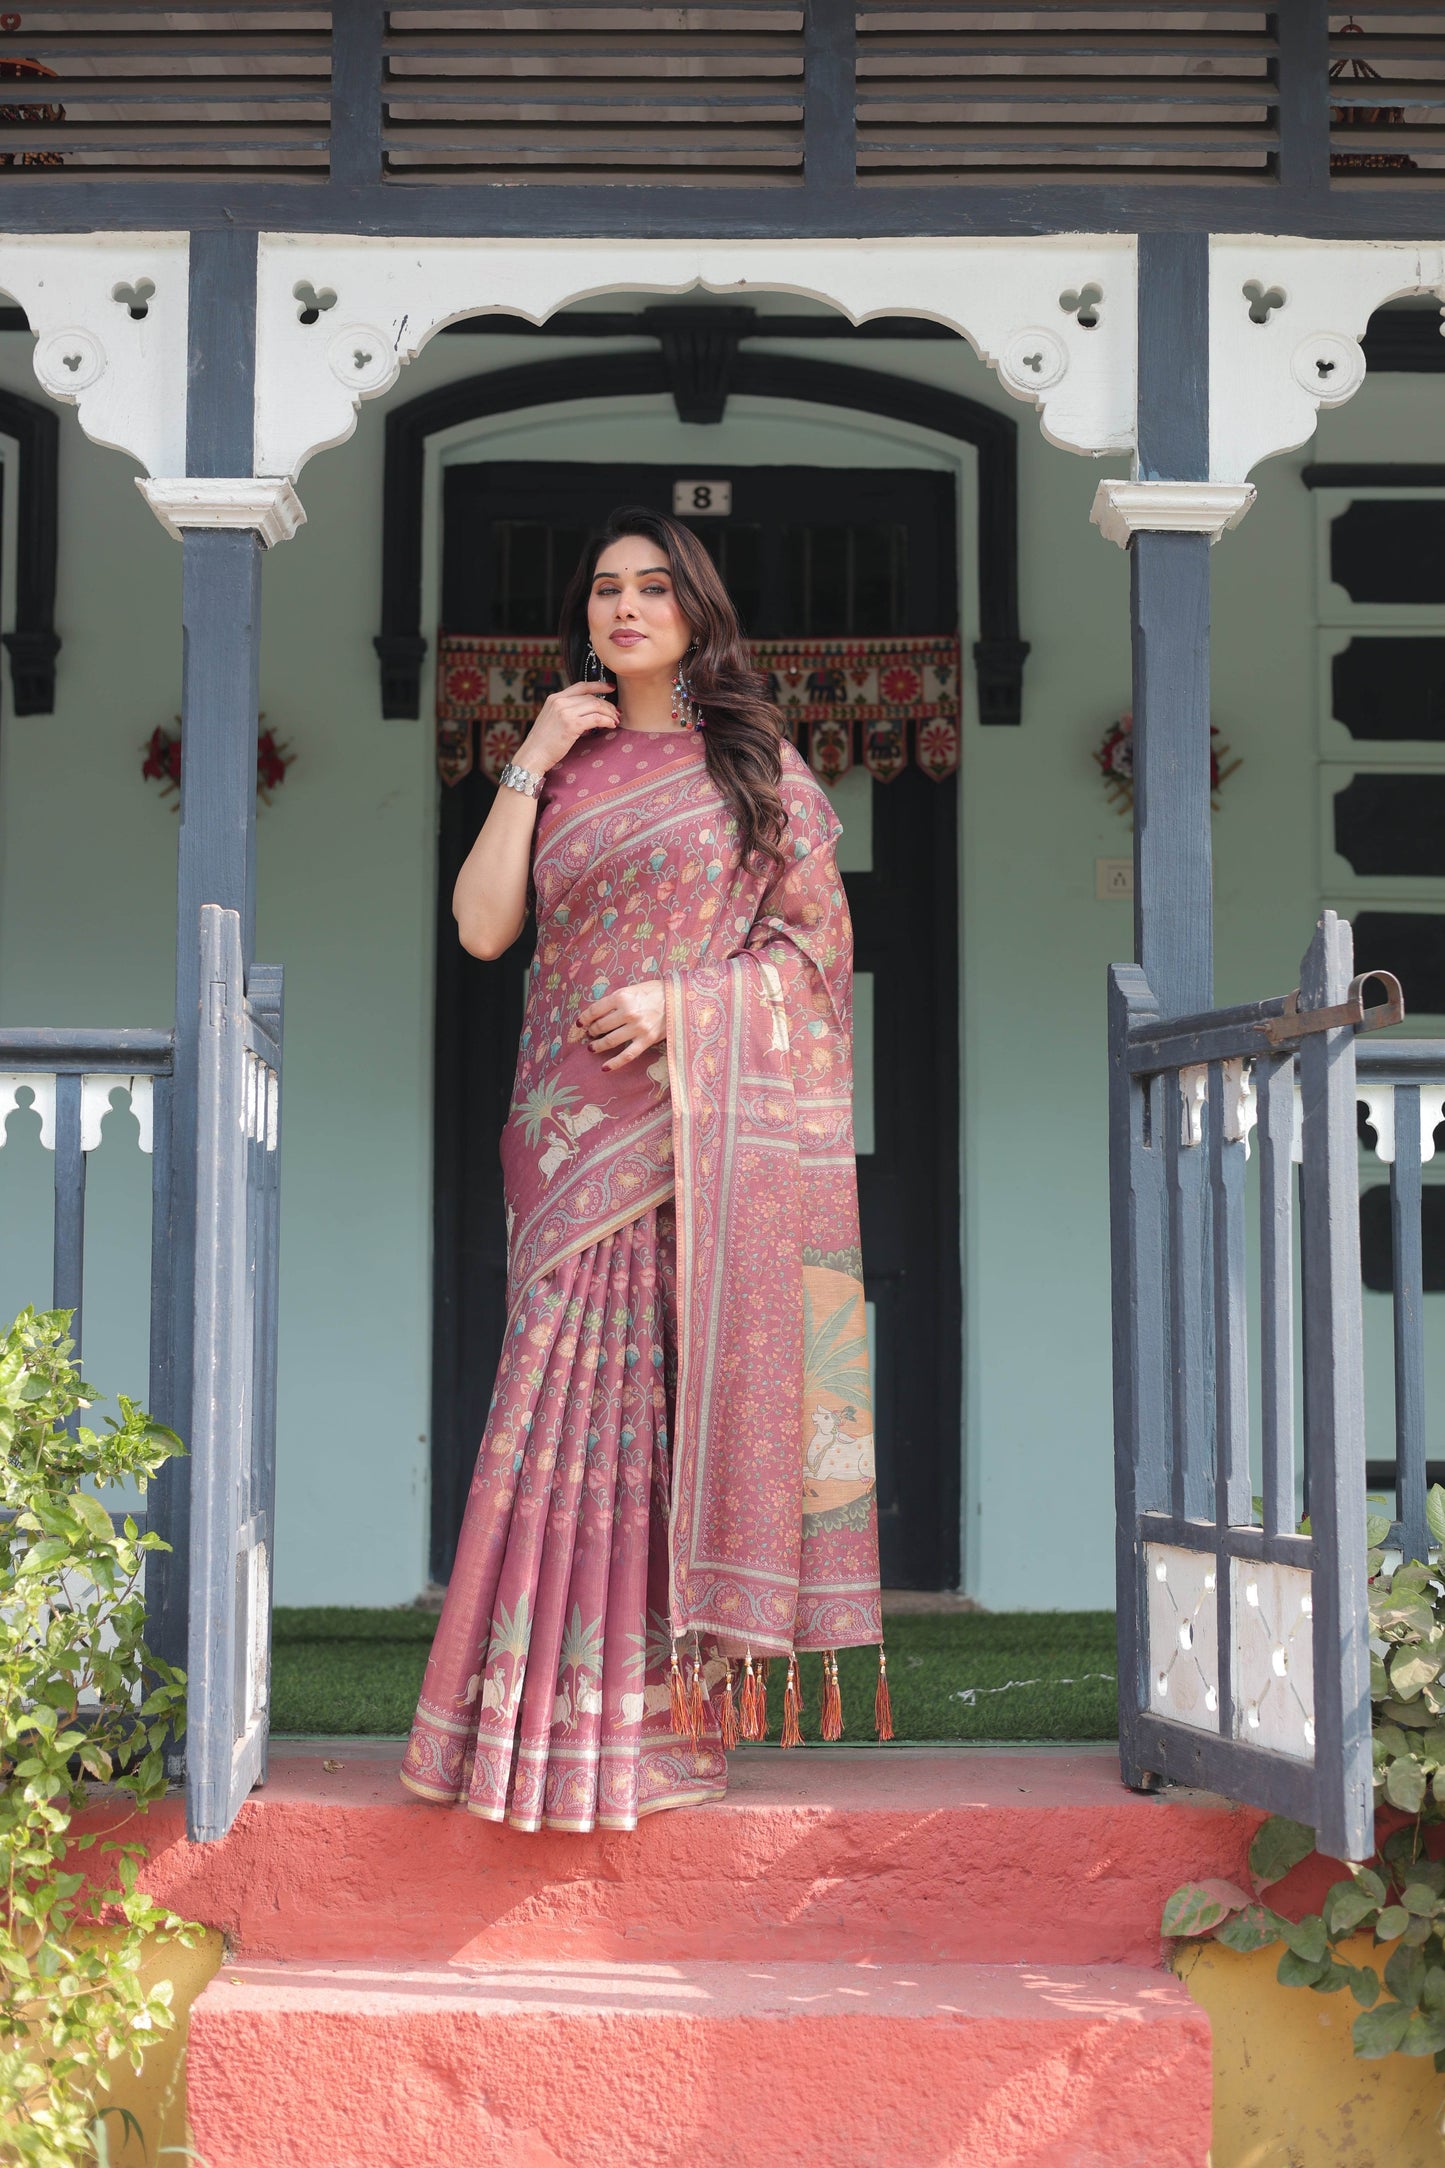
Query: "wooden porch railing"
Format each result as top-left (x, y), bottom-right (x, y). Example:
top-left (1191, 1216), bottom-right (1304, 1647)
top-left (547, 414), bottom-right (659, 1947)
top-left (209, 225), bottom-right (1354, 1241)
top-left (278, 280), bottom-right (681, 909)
top-left (0, 1023), bottom-right (177, 1505)
top-left (1356, 1040), bottom-right (1445, 1567)
top-left (0, 908), bottom-right (284, 1838)
top-left (1111, 912), bottom-right (1395, 1861)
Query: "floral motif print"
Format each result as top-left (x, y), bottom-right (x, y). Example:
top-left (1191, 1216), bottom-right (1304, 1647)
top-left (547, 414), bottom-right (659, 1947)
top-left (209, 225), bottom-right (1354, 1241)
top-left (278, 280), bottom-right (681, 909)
top-left (402, 1202), bottom-right (725, 1832)
top-left (403, 723), bottom-right (879, 1833)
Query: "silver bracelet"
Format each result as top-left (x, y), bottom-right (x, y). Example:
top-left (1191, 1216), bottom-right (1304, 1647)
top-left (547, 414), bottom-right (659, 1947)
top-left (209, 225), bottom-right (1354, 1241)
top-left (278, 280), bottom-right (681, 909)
top-left (498, 760), bottom-right (543, 800)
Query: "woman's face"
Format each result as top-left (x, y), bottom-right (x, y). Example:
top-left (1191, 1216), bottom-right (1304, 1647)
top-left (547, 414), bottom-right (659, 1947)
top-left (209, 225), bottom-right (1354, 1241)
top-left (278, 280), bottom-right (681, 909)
top-left (587, 535), bottom-right (693, 683)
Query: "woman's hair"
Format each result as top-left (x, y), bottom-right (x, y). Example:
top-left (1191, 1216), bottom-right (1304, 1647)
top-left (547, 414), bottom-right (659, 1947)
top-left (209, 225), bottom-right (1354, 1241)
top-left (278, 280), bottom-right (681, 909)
top-left (557, 506), bottom-right (789, 874)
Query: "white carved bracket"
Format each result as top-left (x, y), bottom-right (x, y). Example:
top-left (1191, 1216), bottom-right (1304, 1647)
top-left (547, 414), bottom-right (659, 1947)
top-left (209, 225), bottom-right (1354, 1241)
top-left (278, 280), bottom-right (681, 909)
top-left (1221, 1058), bottom-right (1257, 1158)
top-left (254, 233), bottom-right (1138, 478)
top-left (1358, 1082), bottom-right (1445, 1166)
top-left (1179, 1064), bottom-right (1209, 1148)
top-left (0, 234), bottom-right (189, 478)
top-left (138, 476), bottom-right (306, 547)
top-left (1091, 478), bottom-right (1256, 548)
top-left (0, 1075), bottom-right (154, 1152)
top-left (1209, 239), bottom-right (1445, 485)
top-left (0, 1074), bottom-right (54, 1148)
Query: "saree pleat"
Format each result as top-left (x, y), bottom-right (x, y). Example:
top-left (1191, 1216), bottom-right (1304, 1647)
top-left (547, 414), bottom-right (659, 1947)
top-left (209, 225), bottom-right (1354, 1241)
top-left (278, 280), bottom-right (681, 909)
top-left (401, 1201), bottom-right (726, 1834)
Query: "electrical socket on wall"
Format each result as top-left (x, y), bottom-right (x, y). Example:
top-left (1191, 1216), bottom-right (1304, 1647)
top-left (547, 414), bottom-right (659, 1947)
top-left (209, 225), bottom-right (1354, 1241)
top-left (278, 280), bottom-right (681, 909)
top-left (1096, 858), bottom-right (1134, 900)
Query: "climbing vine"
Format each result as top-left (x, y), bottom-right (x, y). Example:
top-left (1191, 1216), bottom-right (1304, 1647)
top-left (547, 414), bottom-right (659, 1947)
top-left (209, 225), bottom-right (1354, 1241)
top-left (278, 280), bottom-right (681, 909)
top-left (0, 1308), bottom-right (197, 2167)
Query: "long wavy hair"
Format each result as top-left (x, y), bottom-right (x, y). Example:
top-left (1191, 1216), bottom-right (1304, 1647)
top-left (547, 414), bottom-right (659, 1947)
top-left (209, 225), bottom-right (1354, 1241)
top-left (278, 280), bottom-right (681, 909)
top-left (557, 506), bottom-right (789, 874)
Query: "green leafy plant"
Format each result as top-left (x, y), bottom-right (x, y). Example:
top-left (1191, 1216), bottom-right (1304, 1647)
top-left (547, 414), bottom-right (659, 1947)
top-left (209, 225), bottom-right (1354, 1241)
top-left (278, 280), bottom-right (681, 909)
top-left (1165, 1486), bottom-right (1445, 2078)
top-left (0, 1308), bottom-right (198, 2167)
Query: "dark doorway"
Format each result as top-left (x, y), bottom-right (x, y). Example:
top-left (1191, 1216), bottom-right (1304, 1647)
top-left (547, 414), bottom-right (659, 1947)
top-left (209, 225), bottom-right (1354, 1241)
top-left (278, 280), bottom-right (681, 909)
top-left (431, 461), bottom-right (962, 1589)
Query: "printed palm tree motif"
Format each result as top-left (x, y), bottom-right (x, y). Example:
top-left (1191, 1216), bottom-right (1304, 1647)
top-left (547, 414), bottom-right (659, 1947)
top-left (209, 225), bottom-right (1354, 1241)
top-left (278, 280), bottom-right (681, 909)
top-left (618, 1607), bottom-right (680, 1725)
top-left (555, 1603), bottom-right (605, 1729)
top-left (478, 1589), bottom-right (532, 1718)
top-left (515, 1076), bottom-right (607, 1182)
top-left (802, 1280), bottom-right (871, 1411)
top-left (517, 1077), bottom-right (581, 1147)
top-left (490, 1589), bottom-right (533, 1665)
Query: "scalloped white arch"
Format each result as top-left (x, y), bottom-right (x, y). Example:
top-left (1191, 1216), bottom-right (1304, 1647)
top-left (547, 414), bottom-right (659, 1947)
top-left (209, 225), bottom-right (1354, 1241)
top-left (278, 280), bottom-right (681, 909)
top-left (252, 233), bottom-right (1140, 478)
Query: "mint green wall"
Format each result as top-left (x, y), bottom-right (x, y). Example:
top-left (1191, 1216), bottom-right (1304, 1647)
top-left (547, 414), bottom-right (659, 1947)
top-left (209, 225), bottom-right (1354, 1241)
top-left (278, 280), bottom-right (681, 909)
top-left (0, 315), bottom-right (1438, 1611)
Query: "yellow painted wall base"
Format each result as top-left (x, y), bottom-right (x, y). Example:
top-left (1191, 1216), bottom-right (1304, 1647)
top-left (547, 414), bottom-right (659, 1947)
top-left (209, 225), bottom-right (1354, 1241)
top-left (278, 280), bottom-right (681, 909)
top-left (1176, 1937), bottom-right (1445, 2168)
top-left (87, 1929), bottom-right (223, 2166)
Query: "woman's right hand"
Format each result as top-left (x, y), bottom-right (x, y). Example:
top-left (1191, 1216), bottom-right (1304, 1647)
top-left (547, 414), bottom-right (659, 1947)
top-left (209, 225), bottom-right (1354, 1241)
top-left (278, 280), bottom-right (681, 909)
top-left (515, 680), bottom-right (618, 777)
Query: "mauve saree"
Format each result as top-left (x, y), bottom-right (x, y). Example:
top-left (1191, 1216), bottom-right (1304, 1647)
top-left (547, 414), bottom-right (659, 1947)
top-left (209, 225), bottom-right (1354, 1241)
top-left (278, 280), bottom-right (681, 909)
top-left (402, 725), bottom-right (881, 1832)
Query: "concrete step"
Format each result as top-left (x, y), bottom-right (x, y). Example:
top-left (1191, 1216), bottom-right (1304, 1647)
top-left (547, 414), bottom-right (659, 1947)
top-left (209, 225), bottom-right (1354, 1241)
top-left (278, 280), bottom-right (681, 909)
top-left (186, 1954), bottom-right (1214, 2168)
top-left (126, 1743), bottom-right (1259, 1968)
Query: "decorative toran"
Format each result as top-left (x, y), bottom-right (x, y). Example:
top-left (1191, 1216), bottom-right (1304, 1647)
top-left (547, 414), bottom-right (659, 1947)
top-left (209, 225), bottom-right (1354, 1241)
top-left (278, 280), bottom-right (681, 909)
top-left (435, 632), bottom-right (962, 788)
top-left (1094, 709), bottom-right (1241, 819)
top-left (142, 719), bottom-right (295, 806)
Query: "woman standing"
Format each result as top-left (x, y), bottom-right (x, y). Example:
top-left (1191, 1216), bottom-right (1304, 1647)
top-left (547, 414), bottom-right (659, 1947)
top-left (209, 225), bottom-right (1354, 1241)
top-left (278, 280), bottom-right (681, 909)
top-left (402, 508), bottom-right (884, 1834)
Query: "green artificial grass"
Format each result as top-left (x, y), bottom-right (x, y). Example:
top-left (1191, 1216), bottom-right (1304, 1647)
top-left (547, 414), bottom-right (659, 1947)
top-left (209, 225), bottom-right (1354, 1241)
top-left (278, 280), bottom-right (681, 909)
top-left (270, 1605), bottom-right (1118, 1744)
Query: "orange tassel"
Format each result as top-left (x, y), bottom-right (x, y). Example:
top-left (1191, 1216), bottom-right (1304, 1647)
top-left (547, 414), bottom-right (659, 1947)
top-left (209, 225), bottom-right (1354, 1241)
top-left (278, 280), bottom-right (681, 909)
top-left (669, 1639), bottom-right (690, 1739)
top-left (720, 1660), bottom-right (740, 1751)
top-left (874, 1646), bottom-right (894, 1743)
top-left (740, 1651), bottom-right (764, 1741)
top-left (820, 1650), bottom-right (843, 1741)
top-left (687, 1638), bottom-right (706, 1744)
top-left (781, 1652), bottom-right (804, 1749)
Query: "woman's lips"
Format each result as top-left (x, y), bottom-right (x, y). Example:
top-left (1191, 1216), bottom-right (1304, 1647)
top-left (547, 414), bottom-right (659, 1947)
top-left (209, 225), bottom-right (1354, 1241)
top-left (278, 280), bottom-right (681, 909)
top-left (608, 630), bottom-right (645, 647)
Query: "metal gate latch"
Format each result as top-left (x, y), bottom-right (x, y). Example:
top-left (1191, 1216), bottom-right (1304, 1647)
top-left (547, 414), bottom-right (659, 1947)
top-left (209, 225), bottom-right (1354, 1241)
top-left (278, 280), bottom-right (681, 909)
top-left (1259, 970), bottom-right (1406, 1048)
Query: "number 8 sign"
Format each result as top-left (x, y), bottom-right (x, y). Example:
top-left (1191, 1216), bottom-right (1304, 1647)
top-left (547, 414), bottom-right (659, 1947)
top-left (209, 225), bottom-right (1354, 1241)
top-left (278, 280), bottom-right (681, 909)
top-left (672, 479), bottom-right (732, 517)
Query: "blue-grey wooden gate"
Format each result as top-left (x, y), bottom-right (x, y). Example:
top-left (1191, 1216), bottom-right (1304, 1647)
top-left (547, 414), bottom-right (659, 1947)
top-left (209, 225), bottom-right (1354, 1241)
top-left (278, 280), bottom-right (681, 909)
top-left (1110, 911), bottom-right (1403, 1863)
top-left (187, 904), bottom-right (284, 1843)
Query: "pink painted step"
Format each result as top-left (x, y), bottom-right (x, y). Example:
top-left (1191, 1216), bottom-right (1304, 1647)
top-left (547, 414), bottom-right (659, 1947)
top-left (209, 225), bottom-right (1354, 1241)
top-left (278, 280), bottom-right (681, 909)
top-left (127, 1743), bottom-right (1259, 1967)
top-left (187, 1954), bottom-right (1213, 2168)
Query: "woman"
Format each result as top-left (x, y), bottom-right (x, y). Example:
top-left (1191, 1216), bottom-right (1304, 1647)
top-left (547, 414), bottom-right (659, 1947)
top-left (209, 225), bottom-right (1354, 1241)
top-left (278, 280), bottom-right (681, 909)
top-left (402, 508), bottom-right (884, 1835)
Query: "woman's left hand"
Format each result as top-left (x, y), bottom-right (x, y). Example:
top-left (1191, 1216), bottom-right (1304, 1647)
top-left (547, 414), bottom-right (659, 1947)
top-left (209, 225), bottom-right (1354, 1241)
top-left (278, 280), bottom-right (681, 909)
top-left (575, 982), bottom-right (666, 1071)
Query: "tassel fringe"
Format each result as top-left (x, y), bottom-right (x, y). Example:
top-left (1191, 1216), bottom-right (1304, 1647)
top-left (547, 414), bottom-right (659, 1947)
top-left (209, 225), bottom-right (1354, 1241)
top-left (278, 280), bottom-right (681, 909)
top-left (820, 1650), bottom-right (843, 1741)
top-left (781, 1652), bottom-right (804, 1749)
top-left (687, 1634), bottom-right (706, 1745)
top-left (739, 1651), bottom-right (765, 1741)
top-left (669, 1637), bottom-right (691, 1741)
top-left (719, 1659), bottom-right (740, 1751)
top-left (874, 1646), bottom-right (894, 1743)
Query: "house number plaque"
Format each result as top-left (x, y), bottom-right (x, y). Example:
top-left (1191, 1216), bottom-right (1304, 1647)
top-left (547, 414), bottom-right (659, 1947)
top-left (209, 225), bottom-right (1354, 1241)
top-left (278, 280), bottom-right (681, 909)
top-left (672, 480), bottom-right (732, 516)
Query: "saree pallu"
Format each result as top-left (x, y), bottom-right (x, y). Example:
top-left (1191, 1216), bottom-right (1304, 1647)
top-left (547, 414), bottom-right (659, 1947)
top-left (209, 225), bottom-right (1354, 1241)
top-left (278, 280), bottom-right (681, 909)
top-left (404, 726), bottom-right (881, 1832)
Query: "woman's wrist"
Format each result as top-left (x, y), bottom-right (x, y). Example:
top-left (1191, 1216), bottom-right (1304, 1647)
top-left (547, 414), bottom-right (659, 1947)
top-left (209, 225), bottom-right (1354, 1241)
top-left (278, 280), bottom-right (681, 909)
top-left (513, 732), bottom-right (554, 778)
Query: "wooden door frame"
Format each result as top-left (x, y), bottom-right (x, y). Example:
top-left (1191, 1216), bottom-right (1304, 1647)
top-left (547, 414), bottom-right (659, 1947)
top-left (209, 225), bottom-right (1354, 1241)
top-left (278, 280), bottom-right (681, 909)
top-left (374, 351), bottom-right (1026, 724)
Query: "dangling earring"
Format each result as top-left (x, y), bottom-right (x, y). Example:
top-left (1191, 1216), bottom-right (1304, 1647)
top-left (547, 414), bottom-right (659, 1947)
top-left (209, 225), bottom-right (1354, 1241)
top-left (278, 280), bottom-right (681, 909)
top-left (672, 652), bottom-right (702, 730)
top-left (584, 641), bottom-right (604, 683)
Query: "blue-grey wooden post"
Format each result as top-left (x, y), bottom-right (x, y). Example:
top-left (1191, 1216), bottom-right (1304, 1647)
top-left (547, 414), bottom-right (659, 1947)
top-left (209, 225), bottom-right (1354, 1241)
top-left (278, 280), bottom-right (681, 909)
top-left (51, 1071), bottom-right (85, 1358)
top-left (145, 229), bottom-right (262, 1686)
top-left (1112, 232), bottom-right (1216, 1790)
top-left (1132, 231), bottom-right (1213, 1018)
top-left (1391, 1085), bottom-right (1428, 1565)
top-left (804, 0), bottom-right (856, 195)
top-left (1298, 913), bottom-right (1372, 1862)
top-left (187, 904), bottom-right (252, 1842)
top-left (330, 0), bottom-right (384, 188)
top-left (1109, 964), bottom-right (1168, 1792)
